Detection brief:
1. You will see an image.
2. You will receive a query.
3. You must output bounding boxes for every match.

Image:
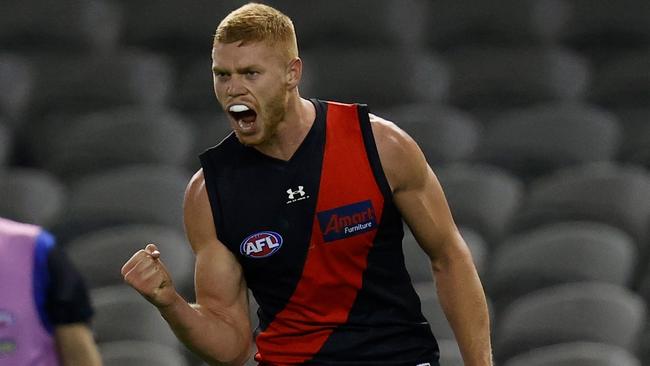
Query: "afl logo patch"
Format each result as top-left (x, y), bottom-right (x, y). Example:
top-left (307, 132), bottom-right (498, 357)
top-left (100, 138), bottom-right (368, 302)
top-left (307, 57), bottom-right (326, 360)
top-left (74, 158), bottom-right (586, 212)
top-left (240, 231), bottom-right (284, 258)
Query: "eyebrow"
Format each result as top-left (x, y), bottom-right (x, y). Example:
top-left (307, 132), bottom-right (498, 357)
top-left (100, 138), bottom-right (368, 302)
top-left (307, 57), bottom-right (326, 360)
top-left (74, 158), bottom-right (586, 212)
top-left (211, 65), bottom-right (261, 74)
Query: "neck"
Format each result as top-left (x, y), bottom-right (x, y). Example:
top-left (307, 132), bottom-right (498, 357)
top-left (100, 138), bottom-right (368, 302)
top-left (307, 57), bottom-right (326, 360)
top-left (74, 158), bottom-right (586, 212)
top-left (254, 95), bottom-right (315, 161)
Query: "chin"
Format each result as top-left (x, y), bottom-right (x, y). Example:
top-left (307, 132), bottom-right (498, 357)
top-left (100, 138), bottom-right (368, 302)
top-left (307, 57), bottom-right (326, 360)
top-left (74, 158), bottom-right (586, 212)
top-left (235, 131), bottom-right (266, 147)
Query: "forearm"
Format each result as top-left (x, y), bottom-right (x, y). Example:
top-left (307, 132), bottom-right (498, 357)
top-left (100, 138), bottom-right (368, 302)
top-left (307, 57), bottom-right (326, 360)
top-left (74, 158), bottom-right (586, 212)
top-left (432, 238), bottom-right (493, 366)
top-left (158, 292), bottom-right (252, 366)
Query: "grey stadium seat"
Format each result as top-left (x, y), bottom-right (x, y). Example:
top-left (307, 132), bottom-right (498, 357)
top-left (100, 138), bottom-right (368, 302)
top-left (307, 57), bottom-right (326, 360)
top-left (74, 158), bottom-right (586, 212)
top-left (616, 108), bottom-right (650, 166)
top-left (515, 163), bottom-right (650, 252)
top-left (268, 0), bottom-right (427, 49)
top-left (300, 46), bottom-right (450, 110)
top-left (185, 111), bottom-right (233, 170)
top-left (91, 285), bottom-right (181, 349)
top-left (0, 122), bottom-right (11, 166)
top-left (0, 53), bottom-right (33, 120)
top-left (487, 221), bottom-right (637, 312)
top-left (33, 106), bottom-right (195, 182)
top-left (435, 164), bottom-right (524, 244)
top-left (445, 46), bottom-right (590, 114)
top-left (556, 0), bottom-right (650, 63)
top-left (175, 58), bottom-right (218, 112)
top-left (65, 224), bottom-right (194, 294)
top-left (0, 0), bottom-right (122, 52)
top-left (424, 0), bottom-right (569, 50)
top-left (503, 342), bottom-right (642, 366)
top-left (589, 50), bottom-right (650, 108)
top-left (475, 103), bottom-right (622, 182)
top-left (27, 50), bottom-right (174, 117)
top-left (100, 340), bottom-right (189, 366)
top-left (117, 0), bottom-right (248, 57)
top-left (494, 282), bottom-right (646, 363)
top-left (0, 168), bottom-right (66, 228)
top-left (378, 104), bottom-right (481, 167)
top-left (52, 165), bottom-right (190, 243)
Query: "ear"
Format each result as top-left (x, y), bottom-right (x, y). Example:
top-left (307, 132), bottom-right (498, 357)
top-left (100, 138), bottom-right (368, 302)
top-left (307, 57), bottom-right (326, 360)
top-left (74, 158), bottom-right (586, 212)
top-left (286, 57), bottom-right (302, 89)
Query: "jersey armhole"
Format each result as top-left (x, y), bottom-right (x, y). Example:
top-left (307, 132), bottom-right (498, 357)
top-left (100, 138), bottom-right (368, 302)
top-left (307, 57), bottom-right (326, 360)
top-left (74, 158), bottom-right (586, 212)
top-left (357, 104), bottom-right (394, 201)
top-left (199, 153), bottom-right (226, 243)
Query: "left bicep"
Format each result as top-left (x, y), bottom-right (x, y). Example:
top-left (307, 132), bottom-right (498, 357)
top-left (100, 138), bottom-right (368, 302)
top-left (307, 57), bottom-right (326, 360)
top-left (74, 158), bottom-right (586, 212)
top-left (370, 115), bottom-right (463, 261)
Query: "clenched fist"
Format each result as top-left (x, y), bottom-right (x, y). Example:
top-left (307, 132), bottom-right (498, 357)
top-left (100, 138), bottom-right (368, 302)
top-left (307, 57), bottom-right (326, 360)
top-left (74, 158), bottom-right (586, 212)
top-left (121, 243), bottom-right (177, 308)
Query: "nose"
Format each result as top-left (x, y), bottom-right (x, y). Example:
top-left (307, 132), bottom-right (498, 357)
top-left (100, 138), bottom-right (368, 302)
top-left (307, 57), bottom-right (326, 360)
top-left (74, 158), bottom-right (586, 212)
top-left (226, 75), bottom-right (246, 97)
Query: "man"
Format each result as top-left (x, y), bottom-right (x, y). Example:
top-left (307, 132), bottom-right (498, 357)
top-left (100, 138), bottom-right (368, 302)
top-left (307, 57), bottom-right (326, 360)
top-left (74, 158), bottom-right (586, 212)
top-left (0, 217), bottom-right (102, 366)
top-left (122, 3), bottom-right (492, 365)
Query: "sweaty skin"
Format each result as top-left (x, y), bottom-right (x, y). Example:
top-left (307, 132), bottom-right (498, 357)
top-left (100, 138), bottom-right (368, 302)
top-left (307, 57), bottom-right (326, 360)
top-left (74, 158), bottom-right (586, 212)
top-left (121, 38), bottom-right (492, 366)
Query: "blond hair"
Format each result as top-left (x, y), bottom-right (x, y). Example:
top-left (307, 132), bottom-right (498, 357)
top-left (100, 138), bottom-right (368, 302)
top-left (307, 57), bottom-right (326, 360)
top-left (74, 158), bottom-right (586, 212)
top-left (214, 3), bottom-right (298, 60)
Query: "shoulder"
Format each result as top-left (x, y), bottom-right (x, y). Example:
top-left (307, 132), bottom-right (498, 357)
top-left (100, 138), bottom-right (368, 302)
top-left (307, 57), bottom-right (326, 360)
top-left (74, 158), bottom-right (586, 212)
top-left (183, 169), bottom-right (218, 252)
top-left (368, 113), bottom-right (429, 193)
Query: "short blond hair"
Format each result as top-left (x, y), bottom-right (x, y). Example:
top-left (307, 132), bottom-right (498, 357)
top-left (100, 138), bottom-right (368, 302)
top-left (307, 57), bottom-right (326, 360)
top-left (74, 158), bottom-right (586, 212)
top-left (214, 3), bottom-right (298, 60)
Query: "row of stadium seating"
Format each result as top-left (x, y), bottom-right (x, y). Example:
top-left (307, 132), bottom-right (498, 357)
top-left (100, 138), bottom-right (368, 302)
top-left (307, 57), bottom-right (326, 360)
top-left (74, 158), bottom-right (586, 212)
top-left (0, 0), bottom-right (647, 365)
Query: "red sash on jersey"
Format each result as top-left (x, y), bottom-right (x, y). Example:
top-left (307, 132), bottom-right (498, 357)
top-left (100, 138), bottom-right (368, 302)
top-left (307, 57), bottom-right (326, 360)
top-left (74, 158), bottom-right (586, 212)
top-left (255, 102), bottom-right (385, 365)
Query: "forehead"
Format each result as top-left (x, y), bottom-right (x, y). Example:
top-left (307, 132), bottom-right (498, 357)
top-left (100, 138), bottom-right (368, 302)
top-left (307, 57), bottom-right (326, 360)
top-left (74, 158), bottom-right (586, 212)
top-left (212, 41), bottom-right (283, 68)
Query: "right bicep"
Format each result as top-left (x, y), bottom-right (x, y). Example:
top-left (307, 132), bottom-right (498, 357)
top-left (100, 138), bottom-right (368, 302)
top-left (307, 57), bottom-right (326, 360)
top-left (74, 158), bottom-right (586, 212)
top-left (183, 170), bottom-right (250, 327)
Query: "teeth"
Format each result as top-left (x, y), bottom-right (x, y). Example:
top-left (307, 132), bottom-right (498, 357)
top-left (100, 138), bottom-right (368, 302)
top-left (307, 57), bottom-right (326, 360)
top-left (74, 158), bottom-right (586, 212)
top-left (229, 104), bottom-right (250, 113)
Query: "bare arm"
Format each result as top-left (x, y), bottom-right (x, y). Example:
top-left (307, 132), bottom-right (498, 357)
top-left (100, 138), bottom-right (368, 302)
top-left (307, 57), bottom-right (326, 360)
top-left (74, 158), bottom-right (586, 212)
top-left (55, 323), bottom-right (102, 366)
top-left (371, 114), bottom-right (493, 366)
top-left (121, 169), bottom-right (252, 366)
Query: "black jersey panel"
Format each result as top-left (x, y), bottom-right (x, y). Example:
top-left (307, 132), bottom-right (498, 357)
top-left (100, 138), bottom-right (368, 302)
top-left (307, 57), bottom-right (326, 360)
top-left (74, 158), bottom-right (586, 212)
top-left (199, 100), bottom-right (328, 329)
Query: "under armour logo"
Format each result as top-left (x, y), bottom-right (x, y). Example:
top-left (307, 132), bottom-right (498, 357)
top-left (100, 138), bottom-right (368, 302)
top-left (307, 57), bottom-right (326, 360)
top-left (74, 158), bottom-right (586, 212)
top-left (286, 186), bottom-right (309, 204)
top-left (287, 186), bottom-right (305, 200)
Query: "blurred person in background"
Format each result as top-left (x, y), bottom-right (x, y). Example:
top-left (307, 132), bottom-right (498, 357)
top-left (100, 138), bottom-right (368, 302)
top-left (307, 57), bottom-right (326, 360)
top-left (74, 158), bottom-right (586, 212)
top-left (0, 217), bottom-right (102, 366)
top-left (122, 3), bottom-right (492, 366)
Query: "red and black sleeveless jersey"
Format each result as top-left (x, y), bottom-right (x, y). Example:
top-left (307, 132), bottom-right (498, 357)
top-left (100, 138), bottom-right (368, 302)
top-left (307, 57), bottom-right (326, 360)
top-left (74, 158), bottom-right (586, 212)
top-left (199, 99), bottom-right (440, 366)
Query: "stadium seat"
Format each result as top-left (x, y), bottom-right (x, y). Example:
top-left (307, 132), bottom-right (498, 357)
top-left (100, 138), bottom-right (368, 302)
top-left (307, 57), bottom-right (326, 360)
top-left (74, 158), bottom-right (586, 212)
top-left (185, 112), bottom-right (233, 170)
top-left (91, 285), bottom-right (181, 349)
top-left (100, 340), bottom-right (190, 366)
top-left (0, 167), bottom-right (66, 228)
top-left (502, 342), bottom-right (642, 366)
top-left (267, 0), bottom-right (427, 49)
top-left (0, 0), bottom-right (122, 52)
top-left (434, 164), bottom-right (524, 244)
top-left (0, 122), bottom-right (10, 166)
top-left (639, 327), bottom-right (650, 366)
top-left (52, 165), bottom-right (190, 243)
top-left (514, 163), bottom-right (650, 252)
top-left (0, 53), bottom-right (33, 120)
top-left (616, 108), bottom-right (650, 166)
top-left (31, 106), bottom-right (195, 182)
top-left (494, 282), bottom-right (646, 363)
top-left (300, 46), bottom-right (450, 110)
top-left (445, 46), bottom-right (590, 115)
top-left (424, 0), bottom-right (568, 50)
top-left (117, 0), bottom-right (247, 57)
top-left (65, 225), bottom-right (194, 294)
top-left (175, 58), bottom-right (218, 112)
top-left (556, 0), bottom-right (650, 63)
top-left (377, 104), bottom-right (482, 167)
top-left (488, 221), bottom-right (637, 312)
top-left (589, 50), bottom-right (650, 108)
top-left (27, 50), bottom-right (174, 117)
top-left (475, 103), bottom-right (622, 182)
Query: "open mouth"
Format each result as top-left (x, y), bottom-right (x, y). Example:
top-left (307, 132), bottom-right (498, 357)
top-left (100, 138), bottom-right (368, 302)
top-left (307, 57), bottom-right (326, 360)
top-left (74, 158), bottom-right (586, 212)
top-left (229, 104), bottom-right (258, 132)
